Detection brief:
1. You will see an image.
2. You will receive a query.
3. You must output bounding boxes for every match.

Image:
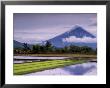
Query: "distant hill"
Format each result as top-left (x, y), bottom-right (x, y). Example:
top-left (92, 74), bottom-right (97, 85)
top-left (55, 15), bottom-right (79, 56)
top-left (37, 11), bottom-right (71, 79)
top-left (14, 40), bottom-right (32, 49)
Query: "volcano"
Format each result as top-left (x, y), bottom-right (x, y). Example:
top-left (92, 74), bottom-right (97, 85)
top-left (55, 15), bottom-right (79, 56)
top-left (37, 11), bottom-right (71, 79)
top-left (47, 25), bottom-right (96, 49)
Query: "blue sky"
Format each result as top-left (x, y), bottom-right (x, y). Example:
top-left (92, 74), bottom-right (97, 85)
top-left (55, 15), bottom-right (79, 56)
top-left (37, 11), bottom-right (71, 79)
top-left (14, 13), bottom-right (97, 44)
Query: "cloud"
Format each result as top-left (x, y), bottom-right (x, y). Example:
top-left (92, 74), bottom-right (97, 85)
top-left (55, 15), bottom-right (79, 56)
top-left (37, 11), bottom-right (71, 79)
top-left (89, 22), bottom-right (97, 26)
top-left (14, 26), bottom-right (70, 43)
top-left (62, 36), bottom-right (97, 43)
top-left (89, 17), bottom-right (97, 26)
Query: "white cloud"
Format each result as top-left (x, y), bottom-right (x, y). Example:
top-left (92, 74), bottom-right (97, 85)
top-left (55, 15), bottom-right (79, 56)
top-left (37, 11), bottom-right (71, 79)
top-left (62, 36), bottom-right (97, 43)
top-left (14, 26), bottom-right (70, 43)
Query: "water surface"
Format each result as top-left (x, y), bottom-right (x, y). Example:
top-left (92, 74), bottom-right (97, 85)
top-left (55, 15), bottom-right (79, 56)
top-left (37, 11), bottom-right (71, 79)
top-left (24, 62), bottom-right (97, 75)
top-left (14, 56), bottom-right (69, 60)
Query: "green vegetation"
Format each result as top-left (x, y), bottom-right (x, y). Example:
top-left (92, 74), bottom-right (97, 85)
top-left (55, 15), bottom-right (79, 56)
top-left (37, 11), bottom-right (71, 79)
top-left (14, 41), bottom-right (97, 55)
top-left (14, 59), bottom-right (87, 75)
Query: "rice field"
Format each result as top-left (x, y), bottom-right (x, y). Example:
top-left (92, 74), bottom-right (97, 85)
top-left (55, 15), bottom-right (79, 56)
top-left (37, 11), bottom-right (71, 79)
top-left (14, 59), bottom-right (86, 75)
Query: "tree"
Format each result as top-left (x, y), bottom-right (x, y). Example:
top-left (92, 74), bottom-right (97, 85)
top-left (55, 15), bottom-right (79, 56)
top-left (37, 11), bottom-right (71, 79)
top-left (23, 43), bottom-right (30, 50)
top-left (45, 41), bottom-right (52, 52)
top-left (32, 44), bottom-right (41, 53)
top-left (22, 43), bottom-right (31, 54)
top-left (69, 45), bottom-right (79, 53)
top-left (14, 41), bottom-right (96, 55)
top-left (40, 45), bottom-right (46, 53)
top-left (45, 41), bottom-right (52, 48)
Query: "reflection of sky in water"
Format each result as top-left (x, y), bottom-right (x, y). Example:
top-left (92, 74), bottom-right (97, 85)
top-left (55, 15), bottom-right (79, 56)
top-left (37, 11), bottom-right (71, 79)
top-left (24, 62), bottom-right (97, 76)
top-left (14, 56), bottom-right (68, 60)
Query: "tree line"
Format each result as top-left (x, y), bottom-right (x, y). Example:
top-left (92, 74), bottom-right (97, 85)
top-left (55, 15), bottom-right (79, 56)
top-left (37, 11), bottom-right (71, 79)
top-left (14, 41), bottom-right (97, 55)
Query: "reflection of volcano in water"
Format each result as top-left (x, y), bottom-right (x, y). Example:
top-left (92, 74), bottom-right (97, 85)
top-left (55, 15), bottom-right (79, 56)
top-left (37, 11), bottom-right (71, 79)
top-left (47, 25), bottom-right (96, 49)
top-left (24, 62), bottom-right (97, 75)
top-left (63, 62), bottom-right (96, 75)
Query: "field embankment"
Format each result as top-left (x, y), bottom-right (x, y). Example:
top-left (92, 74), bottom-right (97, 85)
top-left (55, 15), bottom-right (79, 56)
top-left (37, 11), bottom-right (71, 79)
top-left (14, 54), bottom-right (97, 58)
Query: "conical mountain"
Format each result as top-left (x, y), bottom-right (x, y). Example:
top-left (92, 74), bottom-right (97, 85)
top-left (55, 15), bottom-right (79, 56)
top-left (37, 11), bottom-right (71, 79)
top-left (47, 25), bottom-right (96, 49)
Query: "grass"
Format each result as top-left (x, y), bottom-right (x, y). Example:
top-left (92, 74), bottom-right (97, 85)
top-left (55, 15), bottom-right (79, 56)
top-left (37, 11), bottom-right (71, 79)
top-left (14, 59), bottom-right (87, 75)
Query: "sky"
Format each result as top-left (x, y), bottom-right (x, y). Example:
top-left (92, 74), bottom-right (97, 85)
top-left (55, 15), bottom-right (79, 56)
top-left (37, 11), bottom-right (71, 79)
top-left (14, 13), bottom-right (97, 44)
